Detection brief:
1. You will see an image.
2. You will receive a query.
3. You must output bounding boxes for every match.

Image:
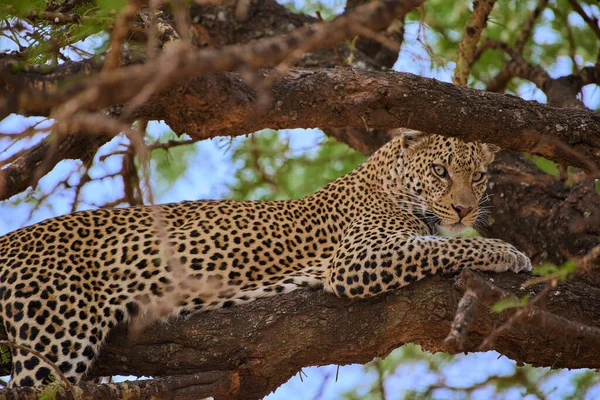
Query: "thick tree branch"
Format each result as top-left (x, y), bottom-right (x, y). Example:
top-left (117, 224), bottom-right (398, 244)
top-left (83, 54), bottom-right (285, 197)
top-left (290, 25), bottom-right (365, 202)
top-left (0, 371), bottom-right (238, 400)
top-left (3, 272), bottom-right (600, 399)
top-left (136, 68), bottom-right (600, 171)
top-left (2, 67), bottom-right (600, 200)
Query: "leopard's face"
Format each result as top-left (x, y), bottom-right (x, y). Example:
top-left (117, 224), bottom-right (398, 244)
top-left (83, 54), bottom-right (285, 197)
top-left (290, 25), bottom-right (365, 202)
top-left (395, 130), bottom-right (499, 232)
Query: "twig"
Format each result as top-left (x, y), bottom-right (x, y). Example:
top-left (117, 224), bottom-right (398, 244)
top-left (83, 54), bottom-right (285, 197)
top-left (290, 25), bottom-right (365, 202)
top-left (486, 0), bottom-right (548, 92)
top-left (449, 269), bottom-right (600, 352)
top-left (478, 280), bottom-right (556, 351)
top-left (351, 23), bottom-right (401, 53)
top-left (42, 0), bottom-right (426, 120)
top-left (0, 340), bottom-right (77, 398)
top-left (453, 0), bottom-right (498, 85)
top-left (25, 11), bottom-right (83, 24)
top-left (479, 39), bottom-right (550, 88)
top-left (567, 0), bottom-right (600, 41)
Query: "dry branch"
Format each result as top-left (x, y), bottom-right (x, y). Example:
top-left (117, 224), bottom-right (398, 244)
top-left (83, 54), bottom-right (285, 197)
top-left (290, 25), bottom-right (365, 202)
top-left (486, 0), bottom-right (548, 92)
top-left (5, 0), bottom-right (424, 118)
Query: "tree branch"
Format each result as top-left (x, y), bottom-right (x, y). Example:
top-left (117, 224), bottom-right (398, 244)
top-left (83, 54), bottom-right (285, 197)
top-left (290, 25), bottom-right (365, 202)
top-left (135, 68), bottom-right (600, 171)
top-left (454, 0), bottom-right (497, 85)
top-left (486, 0), bottom-right (548, 92)
top-left (568, 0), bottom-right (600, 41)
top-left (0, 371), bottom-right (238, 400)
top-left (3, 67), bottom-right (599, 200)
top-left (3, 272), bottom-right (600, 399)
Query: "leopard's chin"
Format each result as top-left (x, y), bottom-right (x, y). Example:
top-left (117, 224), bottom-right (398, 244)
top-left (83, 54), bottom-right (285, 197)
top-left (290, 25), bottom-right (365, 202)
top-left (440, 222), bottom-right (470, 233)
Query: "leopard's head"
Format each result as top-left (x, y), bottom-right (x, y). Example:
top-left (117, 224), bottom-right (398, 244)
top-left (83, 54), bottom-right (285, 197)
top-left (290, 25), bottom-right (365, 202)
top-left (394, 129), bottom-right (499, 232)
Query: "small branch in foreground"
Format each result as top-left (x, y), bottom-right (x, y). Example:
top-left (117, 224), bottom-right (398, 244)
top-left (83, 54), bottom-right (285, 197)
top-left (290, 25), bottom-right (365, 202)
top-left (445, 269), bottom-right (600, 355)
top-left (20, 0), bottom-right (425, 119)
top-left (102, 0), bottom-right (143, 72)
top-left (444, 288), bottom-right (478, 351)
top-left (477, 279), bottom-right (556, 351)
top-left (0, 340), bottom-right (76, 398)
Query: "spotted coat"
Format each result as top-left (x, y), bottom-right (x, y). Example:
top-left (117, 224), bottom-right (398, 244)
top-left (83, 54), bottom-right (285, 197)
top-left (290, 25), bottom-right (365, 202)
top-left (0, 131), bottom-right (531, 387)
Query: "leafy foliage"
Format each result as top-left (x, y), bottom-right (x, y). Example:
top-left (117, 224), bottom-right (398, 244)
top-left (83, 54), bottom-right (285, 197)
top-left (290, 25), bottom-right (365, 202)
top-left (38, 375), bottom-right (59, 400)
top-left (532, 261), bottom-right (578, 281)
top-left (339, 344), bottom-right (600, 400)
top-left (147, 131), bottom-right (200, 197)
top-left (227, 130), bottom-right (365, 200)
top-left (0, 346), bottom-right (10, 365)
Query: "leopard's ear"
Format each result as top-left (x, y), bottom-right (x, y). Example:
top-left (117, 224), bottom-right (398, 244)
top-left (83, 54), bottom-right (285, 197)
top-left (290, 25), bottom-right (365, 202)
top-left (480, 142), bottom-right (501, 165)
top-left (396, 129), bottom-right (431, 150)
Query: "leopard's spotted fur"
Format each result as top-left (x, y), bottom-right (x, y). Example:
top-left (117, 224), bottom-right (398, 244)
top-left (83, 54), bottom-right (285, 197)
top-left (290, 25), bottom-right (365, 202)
top-left (0, 130), bottom-right (531, 387)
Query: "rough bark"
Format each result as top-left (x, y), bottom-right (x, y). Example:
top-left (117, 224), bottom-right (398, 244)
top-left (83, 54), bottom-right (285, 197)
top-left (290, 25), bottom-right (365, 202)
top-left (486, 151), bottom-right (600, 266)
top-left (2, 271), bottom-right (600, 399)
top-left (2, 67), bottom-right (600, 201)
top-left (135, 68), bottom-right (600, 171)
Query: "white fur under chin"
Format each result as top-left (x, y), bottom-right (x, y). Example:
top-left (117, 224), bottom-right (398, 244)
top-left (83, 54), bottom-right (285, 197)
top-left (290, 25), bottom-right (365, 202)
top-left (439, 222), bottom-right (469, 234)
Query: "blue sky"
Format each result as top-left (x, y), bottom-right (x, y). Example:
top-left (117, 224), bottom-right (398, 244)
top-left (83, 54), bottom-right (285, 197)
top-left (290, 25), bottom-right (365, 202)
top-left (1, 1), bottom-right (600, 398)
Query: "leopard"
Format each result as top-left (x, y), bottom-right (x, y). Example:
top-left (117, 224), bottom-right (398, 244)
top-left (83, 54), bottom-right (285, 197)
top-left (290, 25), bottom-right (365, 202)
top-left (0, 129), bottom-right (532, 388)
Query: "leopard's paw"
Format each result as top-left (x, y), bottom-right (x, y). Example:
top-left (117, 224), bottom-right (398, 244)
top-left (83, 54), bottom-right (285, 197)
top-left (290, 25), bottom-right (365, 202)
top-left (483, 244), bottom-right (532, 273)
top-left (507, 248), bottom-right (532, 273)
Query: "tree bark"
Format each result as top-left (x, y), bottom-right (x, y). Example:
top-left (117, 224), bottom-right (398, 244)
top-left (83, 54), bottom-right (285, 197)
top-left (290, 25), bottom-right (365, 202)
top-left (134, 68), bottom-right (600, 171)
top-left (3, 271), bottom-right (600, 399)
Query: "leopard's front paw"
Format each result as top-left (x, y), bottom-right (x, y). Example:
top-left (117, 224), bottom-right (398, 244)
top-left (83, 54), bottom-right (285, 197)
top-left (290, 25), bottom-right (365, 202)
top-left (484, 243), bottom-right (532, 273)
top-left (506, 248), bottom-right (532, 273)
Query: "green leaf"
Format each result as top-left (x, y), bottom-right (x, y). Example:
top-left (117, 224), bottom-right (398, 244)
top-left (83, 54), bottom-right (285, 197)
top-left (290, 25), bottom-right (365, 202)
top-left (0, 345), bottom-right (11, 365)
top-left (97, 0), bottom-right (127, 13)
top-left (38, 376), bottom-right (59, 400)
top-left (532, 261), bottom-right (577, 280)
top-left (492, 295), bottom-right (530, 313)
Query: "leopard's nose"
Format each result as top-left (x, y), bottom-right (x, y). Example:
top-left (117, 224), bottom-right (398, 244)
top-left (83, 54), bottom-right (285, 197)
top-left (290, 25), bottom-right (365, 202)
top-left (452, 204), bottom-right (473, 219)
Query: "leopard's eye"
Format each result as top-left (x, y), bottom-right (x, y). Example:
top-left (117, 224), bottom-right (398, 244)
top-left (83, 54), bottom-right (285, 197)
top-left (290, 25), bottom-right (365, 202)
top-left (432, 164), bottom-right (448, 178)
top-left (472, 171), bottom-right (486, 183)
